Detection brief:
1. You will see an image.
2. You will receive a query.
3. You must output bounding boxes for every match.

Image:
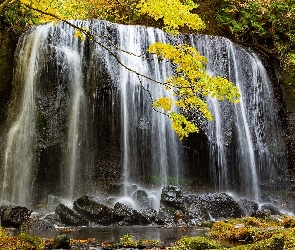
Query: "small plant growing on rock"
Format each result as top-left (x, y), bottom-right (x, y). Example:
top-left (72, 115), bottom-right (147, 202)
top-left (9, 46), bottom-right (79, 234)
top-left (103, 234), bottom-right (158, 249)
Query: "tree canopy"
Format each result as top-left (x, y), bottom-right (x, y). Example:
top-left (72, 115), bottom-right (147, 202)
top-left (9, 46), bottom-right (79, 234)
top-left (194, 0), bottom-right (295, 89)
top-left (0, 0), bottom-right (241, 139)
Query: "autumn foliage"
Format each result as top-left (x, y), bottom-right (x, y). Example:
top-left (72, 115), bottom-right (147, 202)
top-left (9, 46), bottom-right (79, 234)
top-left (0, 0), bottom-right (241, 139)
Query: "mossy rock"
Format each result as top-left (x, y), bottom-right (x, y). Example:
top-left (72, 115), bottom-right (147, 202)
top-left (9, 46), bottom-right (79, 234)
top-left (231, 234), bottom-right (284, 250)
top-left (17, 233), bottom-right (45, 249)
top-left (171, 236), bottom-right (221, 250)
top-left (52, 234), bottom-right (70, 249)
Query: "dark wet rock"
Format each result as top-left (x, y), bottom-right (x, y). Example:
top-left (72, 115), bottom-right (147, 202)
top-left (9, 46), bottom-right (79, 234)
top-left (161, 186), bottom-right (184, 210)
top-left (176, 218), bottom-right (187, 227)
top-left (238, 199), bottom-right (258, 216)
top-left (174, 210), bottom-right (184, 223)
top-left (73, 195), bottom-right (112, 225)
top-left (55, 204), bottom-right (89, 226)
top-left (252, 209), bottom-right (272, 218)
top-left (44, 213), bottom-right (64, 227)
top-left (139, 208), bottom-right (164, 225)
top-left (184, 203), bottom-right (210, 225)
top-left (52, 234), bottom-right (70, 249)
top-left (251, 204), bottom-right (282, 218)
top-left (20, 219), bottom-right (55, 232)
top-left (112, 202), bottom-right (150, 225)
top-left (0, 203), bottom-right (10, 223)
top-left (185, 193), bottom-right (243, 220)
top-left (133, 190), bottom-right (151, 209)
top-left (140, 208), bottom-right (157, 223)
top-left (158, 204), bottom-right (176, 226)
top-left (261, 204), bottom-right (282, 215)
top-left (1, 205), bottom-right (32, 228)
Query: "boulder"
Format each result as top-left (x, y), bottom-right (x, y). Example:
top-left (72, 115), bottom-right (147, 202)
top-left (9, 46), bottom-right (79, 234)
top-left (160, 186), bottom-right (184, 210)
top-left (132, 190), bottom-right (151, 209)
top-left (20, 219), bottom-right (55, 232)
top-left (158, 204), bottom-right (176, 226)
top-left (138, 208), bottom-right (165, 225)
top-left (140, 208), bottom-right (159, 224)
top-left (1, 205), bottom-right (32, 228)
top-left (55, 204), bottom-right (89, 226)
top-left (251, 204), bottom-right (281, 218)
top-left (112, 202), bottom-right (150, 225)
top-left (251, 209), bottom-right (272, 219)
top-left (44, 213), bottom-right (64, 227)
top-left (260, 204), bottom-right (282, 215)
top-left (174, 210), bottom-right (184, 223)
top-left (52, 234), bottom-right (70, 249)
top-left (73, 195), bottom-right (112, 225)
top-left (185, 193), bottom-right (243, 220)
top-left (238, 199), bottom-right (259, 216)
top-left (184, 203), bottom-right (210, 225)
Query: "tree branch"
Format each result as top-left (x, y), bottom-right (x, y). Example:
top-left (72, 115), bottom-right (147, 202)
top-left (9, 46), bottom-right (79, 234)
top-left (22, 3), bottom-right (168, 87)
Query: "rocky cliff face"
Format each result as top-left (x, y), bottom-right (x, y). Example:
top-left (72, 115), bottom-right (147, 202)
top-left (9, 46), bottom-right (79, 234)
top-left (0, 21), bottom-right (294, 207)
top-left (267, 57), bottom-right (295, 191)
top-left (282, 75), bottom-right (295, 189)
top-left (0, 29), bottom-right (17, 128)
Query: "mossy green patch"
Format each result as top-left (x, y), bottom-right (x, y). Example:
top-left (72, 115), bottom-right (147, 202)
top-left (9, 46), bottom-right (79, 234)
top-left (171, 235), bottom-right (221, 250)
top-left (0, 228), bottom-right (45, 249)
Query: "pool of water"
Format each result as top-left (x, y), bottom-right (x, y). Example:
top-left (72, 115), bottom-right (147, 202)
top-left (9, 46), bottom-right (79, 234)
top-left (28, 226), bottom-right (207, 245)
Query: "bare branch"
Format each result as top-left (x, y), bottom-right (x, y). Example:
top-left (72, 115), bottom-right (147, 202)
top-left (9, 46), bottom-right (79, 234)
top-left (100, 33), bottom-right (154, 60)
top-left (22, 3), bottom-right (168, 87)
top-left (137, 75), bottom-right (170, 117)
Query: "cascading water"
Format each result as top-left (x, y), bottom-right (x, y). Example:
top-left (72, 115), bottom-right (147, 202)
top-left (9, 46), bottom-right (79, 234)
top-left (0, 20), bottom-right (288, 207)
top-left (0, 21), bottom-right (183, 207)
top-left (0, 27), bottom-right (45, 206)
top-left (191, 35), bottom-right (287, 200)
top-left (116, 25), bottom-right (181, 197)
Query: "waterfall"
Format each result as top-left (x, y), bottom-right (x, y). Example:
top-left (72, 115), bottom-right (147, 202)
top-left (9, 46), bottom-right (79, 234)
top-left (116, 25), bottom-right (181, 195)
top-left (192, 35), bottom-right (287, 200)
top-left (0, 20), bottom-right (288, 207)
top-left (0, 26), bottom-right (48, 206)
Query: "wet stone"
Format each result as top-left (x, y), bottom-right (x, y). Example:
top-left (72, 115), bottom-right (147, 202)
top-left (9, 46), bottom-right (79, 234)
top-left (1, 205), bottom-right (32, 228)
top-left (73, 195), bottom-right (113, 225)
top-left (160, 186), bottom-right (184, 210)
top-left (260, 204), bottom-right (282, 215)
top-left (132, 189), bottom-right (151, 209)
top-left (20, 219), bottom-right (55, 232)
top-left (112, 202), bottom-right (150, 225)
top-left (55, 204), bottom-right (89, 226)
top-left (238, 199), bottom-right (258, 216)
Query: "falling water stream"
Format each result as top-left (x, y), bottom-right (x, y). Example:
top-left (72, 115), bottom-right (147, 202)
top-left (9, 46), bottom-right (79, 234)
top-left (0, 21), bottom-right (288, 207)
top-left (0, 27), bottom-right (46, 206)
top-left (192, 35), bottom-right (286, 200)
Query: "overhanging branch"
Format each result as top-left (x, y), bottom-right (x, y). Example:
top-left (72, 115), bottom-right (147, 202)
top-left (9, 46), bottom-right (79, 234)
top-left (22, 3), bottom-right (168, 87)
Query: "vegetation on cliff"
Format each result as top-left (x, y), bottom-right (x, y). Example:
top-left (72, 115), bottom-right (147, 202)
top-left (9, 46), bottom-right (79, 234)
top-left (195, 0), bottom-right (295, 89)
top-left (0, 0), bottom-right (241, 139)
top-left (0, 0), bottom-right (294, 139)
